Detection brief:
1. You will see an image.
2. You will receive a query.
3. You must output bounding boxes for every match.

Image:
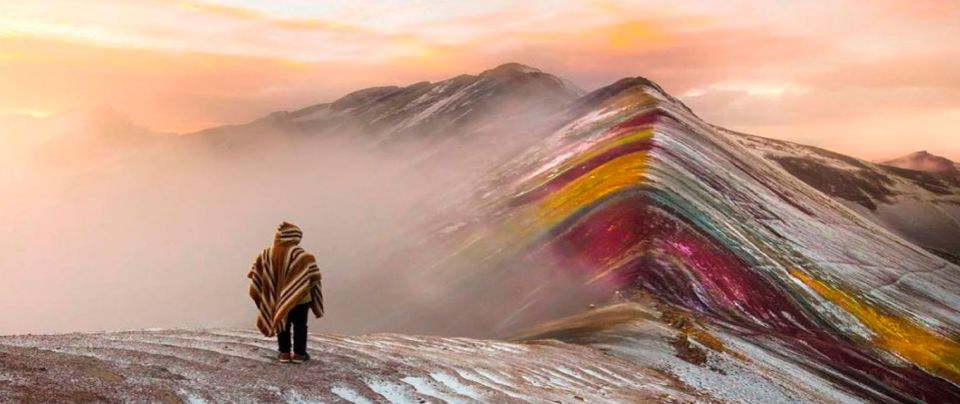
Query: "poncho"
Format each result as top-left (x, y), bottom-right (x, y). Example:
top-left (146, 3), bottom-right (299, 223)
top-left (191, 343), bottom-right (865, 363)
top-left (248, 222), bottom-right (324, 337)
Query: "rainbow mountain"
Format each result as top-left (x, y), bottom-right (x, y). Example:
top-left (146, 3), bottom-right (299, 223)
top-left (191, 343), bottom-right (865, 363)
top-left (396, 70), bottom-right (960, 401)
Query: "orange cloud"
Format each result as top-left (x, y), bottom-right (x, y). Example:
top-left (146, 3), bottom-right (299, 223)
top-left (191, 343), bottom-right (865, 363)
top-left (0, 0), bottom-right (957, 160)
top-left (172, 0), bottom-right (369, 34)
top-left (600, 21), bottom-right (670, 51)
top-left (176, 0), bottom-right (262, 20)
top-left (0, 35), bottom-right (350, 132)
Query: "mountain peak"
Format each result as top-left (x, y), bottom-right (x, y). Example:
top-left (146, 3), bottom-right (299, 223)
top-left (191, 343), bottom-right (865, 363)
top-left (570, 76), bottom-right (695, 118)
top-left (479, 63), bottom-right (543, 78)
top-left (887, 150), bottom-right (954, 164)
top-left (883, 150), bottom-right (959, 180)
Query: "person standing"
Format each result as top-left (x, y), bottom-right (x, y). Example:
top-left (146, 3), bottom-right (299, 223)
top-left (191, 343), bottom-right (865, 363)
top-left (248, 222), bottom-right (324, 363)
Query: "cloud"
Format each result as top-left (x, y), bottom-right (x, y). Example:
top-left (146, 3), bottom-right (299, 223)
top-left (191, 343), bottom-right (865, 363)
top-left (175, 0), bottom-right (369, 33)
top-left (176, 0), bottom-right (263, 20)
top-left (0, 0), bottom-right (957, 159)
top-left (681, 82), bottom-right (960, 160)
top-left (0, 35), bottom-right (379, 132)
top-left (806, 51), bottom-right (960, 90)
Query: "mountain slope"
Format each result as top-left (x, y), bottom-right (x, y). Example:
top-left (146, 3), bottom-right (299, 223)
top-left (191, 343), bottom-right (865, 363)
top-left (405, 75), bottom-right (960, 401)
top-left (727, 131), bottom-right (960, 261)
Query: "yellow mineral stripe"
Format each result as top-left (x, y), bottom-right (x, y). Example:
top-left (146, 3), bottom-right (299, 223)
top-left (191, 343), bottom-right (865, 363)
top-left (459, 151), bottom-right (649, 265)
top-left (519, 129), bottom-right (653, 195)
top-left (790, 269), bottom-right (960, 384)
top-left (534, 151), bottom-right (648, 228)
top-left (560, 129), bottom-right (653, 176)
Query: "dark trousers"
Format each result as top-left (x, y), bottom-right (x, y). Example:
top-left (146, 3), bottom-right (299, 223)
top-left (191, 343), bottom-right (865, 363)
top-left (277, 303), bottom-right (310, 355)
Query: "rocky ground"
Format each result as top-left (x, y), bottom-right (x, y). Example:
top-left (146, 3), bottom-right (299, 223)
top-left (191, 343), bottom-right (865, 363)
top-left (0, 324), bottom-right (696, 403)
top-left (0, 303), bottom-right (884, 403)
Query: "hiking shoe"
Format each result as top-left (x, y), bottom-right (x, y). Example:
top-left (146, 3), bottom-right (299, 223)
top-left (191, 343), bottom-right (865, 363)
top-left (291, 353), bottom-right (310, 364)
top-left (278, 352), bottom-right (292, 363)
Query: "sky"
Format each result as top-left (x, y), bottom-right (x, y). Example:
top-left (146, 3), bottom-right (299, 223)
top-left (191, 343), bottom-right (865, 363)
top-left (0, 0), bottom-right (958, 160)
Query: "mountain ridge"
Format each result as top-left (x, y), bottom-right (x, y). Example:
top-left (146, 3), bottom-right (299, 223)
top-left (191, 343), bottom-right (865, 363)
top-left (189, 63), bottom-right (585, 142)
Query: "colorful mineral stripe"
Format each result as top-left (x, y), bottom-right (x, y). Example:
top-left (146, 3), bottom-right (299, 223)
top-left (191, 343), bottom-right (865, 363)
top-left (445, 97), bottom-right (960, 400)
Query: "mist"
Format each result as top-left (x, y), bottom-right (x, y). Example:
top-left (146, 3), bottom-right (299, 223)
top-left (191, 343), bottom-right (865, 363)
top-left (0, 105), bottom-right (605, 337)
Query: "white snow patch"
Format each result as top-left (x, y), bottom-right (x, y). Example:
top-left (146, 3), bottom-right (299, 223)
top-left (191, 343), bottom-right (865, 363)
top-left (366, 379), bottom-right (418, 404)
top-left (720, 333), bottom-right (865, 404)
top-left (668, 357), bottom-right (798, 404)
top-left (285, 390), bottom-right (322, 404)
top-left (555, 366), bottom-right (593, 385)
top-left (536, 368), bottom-right (577, 388)
top-left (429, 372), bottom-right (486, 401)
top-left (455, 369), bottom-right (526, 399)
top-left (472, 368), bottom-right (513, 388)
top-left (178, 390), bottom-right (207, 404)
top-left (402, 375), bottom-right (468, 402)
top-left (590, 365), bottom-right (635, 385)
top-left (576, 366), bottom-right (622, 386)
top-left (331, 386), bottom-right (373, 404)
top-left (394, 81), bottom-right (478, 132)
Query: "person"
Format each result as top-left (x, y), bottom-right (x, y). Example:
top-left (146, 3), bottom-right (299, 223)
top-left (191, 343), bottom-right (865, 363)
top-left (248, 222), bottom-right (324, 363)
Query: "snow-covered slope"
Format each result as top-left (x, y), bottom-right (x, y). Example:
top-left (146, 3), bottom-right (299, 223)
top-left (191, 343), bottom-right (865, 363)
top-left (517, 302), bottom-right (869, 403)
top-left (0, 325), bottom-right (701, 402)
top-left (0, 303), bottom-right (877, 403)
top-left (727, 131), bottom-right (960, 261)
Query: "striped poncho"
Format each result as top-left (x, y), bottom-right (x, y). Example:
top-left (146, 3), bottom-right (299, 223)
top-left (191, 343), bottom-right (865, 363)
top-left (248, 222), bottom-right (324, 337)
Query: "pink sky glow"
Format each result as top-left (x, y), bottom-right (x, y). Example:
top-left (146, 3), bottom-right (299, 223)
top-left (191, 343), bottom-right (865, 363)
top-left (1, 0), bottom-right (958, 160)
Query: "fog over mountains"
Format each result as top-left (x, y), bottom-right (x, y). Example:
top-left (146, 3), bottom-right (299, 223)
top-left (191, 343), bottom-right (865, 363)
top-left (2, 63), bottom-right (959, 402)
top-left (0, 64), bottom-right (590, 336)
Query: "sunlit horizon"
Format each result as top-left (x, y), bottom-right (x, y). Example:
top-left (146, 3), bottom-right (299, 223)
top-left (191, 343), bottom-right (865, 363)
top-left (2, 0), bottom-right (959, 160)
